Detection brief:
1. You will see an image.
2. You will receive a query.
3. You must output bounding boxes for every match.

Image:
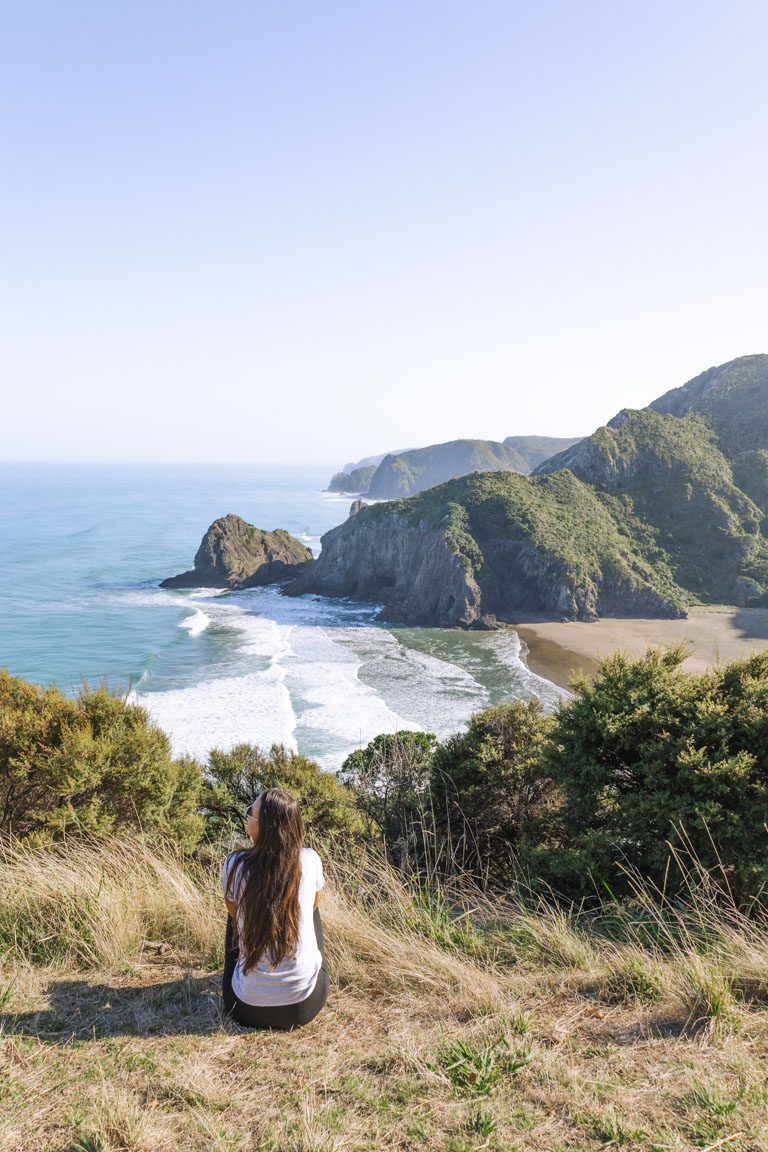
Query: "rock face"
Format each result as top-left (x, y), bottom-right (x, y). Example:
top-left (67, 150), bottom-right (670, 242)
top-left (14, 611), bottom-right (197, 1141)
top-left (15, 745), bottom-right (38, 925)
top-left (286, 511), bottom-right (482, 626)
top-left (161, 515), bottom-right (313, 590)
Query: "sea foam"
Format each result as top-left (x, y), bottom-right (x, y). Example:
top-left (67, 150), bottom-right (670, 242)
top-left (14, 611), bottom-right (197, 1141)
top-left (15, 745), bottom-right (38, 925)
top-left (178, 608), bottom-right (211, 635)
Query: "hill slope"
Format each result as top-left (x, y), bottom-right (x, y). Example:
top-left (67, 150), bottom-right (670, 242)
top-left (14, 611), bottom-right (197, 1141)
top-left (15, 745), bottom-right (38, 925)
top-left (533, 407), bottom-right (766, 603)
top-left (649, 353), bottom-right (768, 515)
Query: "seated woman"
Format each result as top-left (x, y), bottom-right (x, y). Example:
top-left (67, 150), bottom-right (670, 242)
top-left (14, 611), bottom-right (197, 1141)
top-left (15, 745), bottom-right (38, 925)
top-left (221, 788), bottom-right (328, 1029)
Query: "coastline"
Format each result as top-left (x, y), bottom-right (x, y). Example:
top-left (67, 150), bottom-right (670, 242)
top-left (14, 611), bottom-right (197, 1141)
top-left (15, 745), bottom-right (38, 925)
top-left (512, 606), bottom-right (768, 691)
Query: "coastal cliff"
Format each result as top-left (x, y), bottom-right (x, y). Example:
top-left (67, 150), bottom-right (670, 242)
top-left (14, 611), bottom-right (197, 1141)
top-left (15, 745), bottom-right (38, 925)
top-left (285, 473), bottom-right (686, 625)
top-left (161, 514), bottom-right (313, 589)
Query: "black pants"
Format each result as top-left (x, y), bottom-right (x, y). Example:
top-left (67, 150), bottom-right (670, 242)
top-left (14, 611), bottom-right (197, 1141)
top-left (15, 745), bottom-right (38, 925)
top-left (222, 908), bottom-right (329, 1030)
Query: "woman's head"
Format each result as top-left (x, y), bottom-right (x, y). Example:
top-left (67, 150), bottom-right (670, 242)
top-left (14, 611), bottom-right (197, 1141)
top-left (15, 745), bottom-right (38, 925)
top-left (246, 789), bottom-right (304, 853)
top-left (236, 789), bottom-right (304, 972)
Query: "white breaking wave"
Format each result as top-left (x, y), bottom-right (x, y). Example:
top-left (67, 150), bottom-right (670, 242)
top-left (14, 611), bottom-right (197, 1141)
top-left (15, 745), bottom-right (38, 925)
top-left (479, 629), bottom-right (572, 708)
top-left (178, 608), bottom-right (211, 635)
top-left (138, 663), bottom-right (297, 761)
top-left (285, 626), bottom-right (422, 770)
top-left (130, 580), bottom-right (568, 771)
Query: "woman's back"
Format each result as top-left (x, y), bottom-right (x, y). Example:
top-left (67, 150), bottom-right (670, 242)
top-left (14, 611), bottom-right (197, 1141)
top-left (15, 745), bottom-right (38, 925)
top-left (222, 844), bottom-right (325, 1006)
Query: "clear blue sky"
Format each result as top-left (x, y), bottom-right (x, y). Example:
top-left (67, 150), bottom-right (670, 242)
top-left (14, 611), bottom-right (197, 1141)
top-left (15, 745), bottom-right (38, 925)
top-left (2, 1), bottom-right (766, 465)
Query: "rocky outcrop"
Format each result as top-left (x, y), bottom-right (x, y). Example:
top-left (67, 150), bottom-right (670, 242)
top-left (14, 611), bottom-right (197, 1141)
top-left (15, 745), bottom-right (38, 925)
top-left (161, 515), bottom-right (313, 590)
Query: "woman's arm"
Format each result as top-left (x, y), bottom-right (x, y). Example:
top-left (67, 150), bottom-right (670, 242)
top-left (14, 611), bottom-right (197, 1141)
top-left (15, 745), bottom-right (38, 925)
top-left (225, 897), bottom-right (237, 918)
top-left (313, 890), bottom-right (321, 912)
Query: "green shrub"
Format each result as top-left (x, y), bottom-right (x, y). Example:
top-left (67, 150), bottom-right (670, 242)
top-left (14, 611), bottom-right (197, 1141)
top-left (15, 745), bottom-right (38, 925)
top-left (430, 699), bottom-right (555, 881)
top-left (339, 730), bottom-right (437, 864)
top-left (0, 670), bottom-right (204, 848)
top-left (541, 647), bottom-right (768, 901)
top-left (201, 742), bottom-right (364, 848)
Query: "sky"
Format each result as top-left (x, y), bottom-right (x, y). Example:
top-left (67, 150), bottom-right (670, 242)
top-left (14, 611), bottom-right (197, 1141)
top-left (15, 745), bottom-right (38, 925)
top-left (1, 1), bottom-right (766, 467)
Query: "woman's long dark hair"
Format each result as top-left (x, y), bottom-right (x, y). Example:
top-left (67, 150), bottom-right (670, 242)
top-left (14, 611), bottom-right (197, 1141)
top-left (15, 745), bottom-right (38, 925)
top-left (233, 789), bottom-right (304, 972)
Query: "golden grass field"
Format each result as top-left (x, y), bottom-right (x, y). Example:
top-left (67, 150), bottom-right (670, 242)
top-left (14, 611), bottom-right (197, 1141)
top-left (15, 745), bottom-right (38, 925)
top-left (1, 837), bottom-right (767, 1152)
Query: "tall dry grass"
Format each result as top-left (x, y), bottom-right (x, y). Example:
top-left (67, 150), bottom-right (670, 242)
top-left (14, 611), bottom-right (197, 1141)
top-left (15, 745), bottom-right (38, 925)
top-left (3, 836), bottom-right (768, 1151)
top-left (0, 835), bottom-right (223, 971)
top-left (1, 832), bottom-right (768, 1028)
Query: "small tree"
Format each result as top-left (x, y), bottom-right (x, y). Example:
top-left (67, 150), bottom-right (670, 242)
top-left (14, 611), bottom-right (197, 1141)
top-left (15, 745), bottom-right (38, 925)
top-left (430, 699), bottom-right (555, 882)
top-left (339, 731), bottom-right (437, 865)
top-left (201, 742), bottom-right (364, 849)
top-left (0, 671), bottom-right (204, 847)
top-left (542, 646), bottom-right (768, 901)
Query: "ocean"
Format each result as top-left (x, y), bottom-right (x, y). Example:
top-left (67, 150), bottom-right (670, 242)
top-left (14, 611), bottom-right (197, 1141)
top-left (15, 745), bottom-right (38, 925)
top-left (0, 463), bottom-right (565, 771)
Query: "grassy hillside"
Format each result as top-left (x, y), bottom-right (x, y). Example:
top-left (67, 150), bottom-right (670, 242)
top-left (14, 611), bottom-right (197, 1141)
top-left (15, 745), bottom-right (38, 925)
top-left (2, 836), bottom-right (768, 1151)
top-left (535, 408), bottom-right (766, 603)
top-left (650, 354), bottom-right (768, 457)
top-left (650, 354), bottom-right (768, 520)
top-left (414, 470), bottom-right (680, 589)
top-left (356, 468), bottom-right (688, 617)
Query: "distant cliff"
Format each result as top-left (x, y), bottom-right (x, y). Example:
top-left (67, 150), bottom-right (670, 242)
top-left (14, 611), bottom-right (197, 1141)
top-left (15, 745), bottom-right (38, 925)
top-left (329, 436), bottom-right (583, 500)
top-left (502, 435), bottom-right (584, 470)
top-left (327, 465), bottom-right (377, 493)
top-left (161, 515), bottom-right (313, 590)
top-left (365, 440), bottom-right (527, 500)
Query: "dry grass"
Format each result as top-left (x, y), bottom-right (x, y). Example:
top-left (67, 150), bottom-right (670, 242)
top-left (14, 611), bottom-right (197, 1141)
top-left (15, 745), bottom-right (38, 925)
top-left (1, 837), bottom-right (768, 1151)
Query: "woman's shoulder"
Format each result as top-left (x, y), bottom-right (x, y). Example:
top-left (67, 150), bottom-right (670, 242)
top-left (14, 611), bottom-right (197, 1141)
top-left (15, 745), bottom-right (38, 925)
top-left (301, 845), bottom-right (325, 886)
top-left (221, 848), bottom-right (247, 881)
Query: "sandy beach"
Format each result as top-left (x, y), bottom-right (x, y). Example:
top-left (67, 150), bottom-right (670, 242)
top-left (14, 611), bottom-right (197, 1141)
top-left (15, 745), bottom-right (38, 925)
top-left (513, 606), bottom-right (768, 690)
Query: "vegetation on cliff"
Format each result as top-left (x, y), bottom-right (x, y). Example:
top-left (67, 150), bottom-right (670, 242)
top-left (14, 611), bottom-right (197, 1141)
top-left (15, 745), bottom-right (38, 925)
top-left (535, 406), bottom-right (766, 604)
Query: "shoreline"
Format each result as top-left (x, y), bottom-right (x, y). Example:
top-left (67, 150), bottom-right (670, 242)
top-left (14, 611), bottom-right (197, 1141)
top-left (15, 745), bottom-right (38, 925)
top-left (512, 606), bottom-right (768, 691)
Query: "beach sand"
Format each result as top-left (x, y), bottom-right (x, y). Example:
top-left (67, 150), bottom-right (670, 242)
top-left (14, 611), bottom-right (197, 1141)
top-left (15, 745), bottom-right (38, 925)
top-left (513, 606), bottom-right (768, 690)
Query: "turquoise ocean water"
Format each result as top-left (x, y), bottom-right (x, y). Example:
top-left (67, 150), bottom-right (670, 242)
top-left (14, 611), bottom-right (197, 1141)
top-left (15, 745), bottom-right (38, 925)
top-left (0, 464), bottom-right (564, 770)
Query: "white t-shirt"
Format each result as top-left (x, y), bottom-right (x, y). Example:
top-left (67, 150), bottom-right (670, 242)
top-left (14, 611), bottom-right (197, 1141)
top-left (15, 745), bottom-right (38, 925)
top-left (222, 845), bottom-right (325, 1006)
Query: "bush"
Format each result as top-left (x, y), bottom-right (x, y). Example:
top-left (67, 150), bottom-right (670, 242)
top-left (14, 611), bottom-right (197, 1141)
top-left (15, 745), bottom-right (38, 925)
top-left (201, 742), bottom-right (364, 848)
top-left (430, 700), bottom-right (555, 881)
top-left (0, 670), bottom-right (204, 848)
top-left (339, 731), bottom-right (437, 865)
top-left (542, 646), bottom-right (768, 901)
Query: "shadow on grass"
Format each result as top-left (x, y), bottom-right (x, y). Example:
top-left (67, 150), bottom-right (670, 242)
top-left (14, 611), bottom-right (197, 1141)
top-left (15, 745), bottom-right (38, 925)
top-left (1, 971), bottom-right (231, 1041)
